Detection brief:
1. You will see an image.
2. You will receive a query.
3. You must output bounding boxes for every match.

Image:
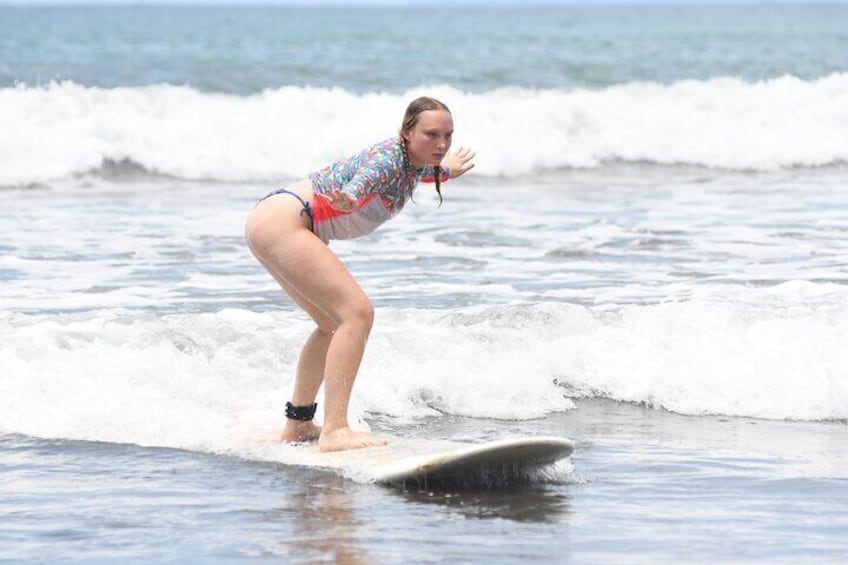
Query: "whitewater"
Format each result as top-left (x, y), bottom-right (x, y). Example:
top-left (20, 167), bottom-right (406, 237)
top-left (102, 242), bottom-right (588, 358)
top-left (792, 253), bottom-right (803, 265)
top-left (2, 73), bottom-right (848, 187)
top-left (3, 147), bottom-right (847, 444)
top-left (2, 295), bottom-right (847, 453)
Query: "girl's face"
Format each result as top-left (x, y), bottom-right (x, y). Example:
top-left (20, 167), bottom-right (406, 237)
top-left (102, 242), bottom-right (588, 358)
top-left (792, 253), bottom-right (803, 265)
top-left (403, 109), bottom-right (454, 167)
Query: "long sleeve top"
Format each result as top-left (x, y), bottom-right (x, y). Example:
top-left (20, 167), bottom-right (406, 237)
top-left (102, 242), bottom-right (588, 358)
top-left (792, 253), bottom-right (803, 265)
top-left (308, 137), bottom-right (450, 242)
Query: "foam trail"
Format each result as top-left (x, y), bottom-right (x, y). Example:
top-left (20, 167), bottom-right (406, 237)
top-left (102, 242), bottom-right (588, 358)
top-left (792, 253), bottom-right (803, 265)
top-left (2, 74), bottom-right (847, 186)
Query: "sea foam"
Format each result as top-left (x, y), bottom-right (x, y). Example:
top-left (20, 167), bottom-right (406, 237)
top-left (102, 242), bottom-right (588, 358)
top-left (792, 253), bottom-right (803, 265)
top-left (2, 74), bottom-right (847, 186)
top-left (1, 299), bottom-right (845, 454)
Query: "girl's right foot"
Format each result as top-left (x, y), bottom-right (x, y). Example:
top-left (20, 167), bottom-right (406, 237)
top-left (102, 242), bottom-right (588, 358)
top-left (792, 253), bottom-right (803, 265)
top-left (318, 427), bottom-right (388, 452)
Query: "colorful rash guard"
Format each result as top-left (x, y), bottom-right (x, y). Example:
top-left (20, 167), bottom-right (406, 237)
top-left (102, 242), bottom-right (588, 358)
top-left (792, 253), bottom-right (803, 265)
top-left (308, 137), bottom-right (450, 243)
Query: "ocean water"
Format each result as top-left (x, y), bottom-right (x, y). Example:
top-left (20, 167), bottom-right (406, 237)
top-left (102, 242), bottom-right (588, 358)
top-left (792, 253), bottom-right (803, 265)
top-left (2, 3), bottom-right (848, 563)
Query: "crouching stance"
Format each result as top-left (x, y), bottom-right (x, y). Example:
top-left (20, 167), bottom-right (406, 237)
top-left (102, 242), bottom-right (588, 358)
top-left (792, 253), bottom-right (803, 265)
top-left (244, 97), bottom-right (475, 452)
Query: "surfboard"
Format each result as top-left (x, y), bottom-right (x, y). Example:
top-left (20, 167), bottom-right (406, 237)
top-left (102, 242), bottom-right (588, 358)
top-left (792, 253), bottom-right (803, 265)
top-left (266, 435), bottom-right (574, 488)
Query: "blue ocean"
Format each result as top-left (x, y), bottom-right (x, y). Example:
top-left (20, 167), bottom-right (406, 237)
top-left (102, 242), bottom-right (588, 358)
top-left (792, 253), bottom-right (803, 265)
top-left (1, 3), bottom-right (847, 562)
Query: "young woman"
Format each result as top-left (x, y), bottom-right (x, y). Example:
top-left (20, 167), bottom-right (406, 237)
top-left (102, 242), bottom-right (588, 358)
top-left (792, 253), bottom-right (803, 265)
top-left (245, 97), bottom-right (476, 452)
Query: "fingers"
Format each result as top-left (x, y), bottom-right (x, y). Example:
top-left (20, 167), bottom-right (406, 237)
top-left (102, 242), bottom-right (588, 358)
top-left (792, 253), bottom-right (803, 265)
top-left (453, 147), bottom-right (476, 165)
top-left (453, 146), bottom-right (473, 159)
top-left (439, 148), bottom-right (473, 179)
top-left (450, 147), bottom-right (476, 175)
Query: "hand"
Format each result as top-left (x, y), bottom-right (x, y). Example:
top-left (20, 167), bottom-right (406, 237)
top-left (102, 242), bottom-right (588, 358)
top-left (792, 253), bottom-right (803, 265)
top-left (442, 147), bottom-right (476, 179)
top-left (322, 190), bottom-right (357, 212)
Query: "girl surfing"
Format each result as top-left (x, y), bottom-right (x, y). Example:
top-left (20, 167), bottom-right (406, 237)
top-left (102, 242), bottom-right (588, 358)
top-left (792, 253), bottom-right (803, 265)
top-left (245, 97), bottom-right (476, 452)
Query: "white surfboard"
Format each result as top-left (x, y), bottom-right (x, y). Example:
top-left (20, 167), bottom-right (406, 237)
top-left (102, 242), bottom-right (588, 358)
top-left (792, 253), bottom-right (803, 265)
top-left (264, 435), bottom-right (574, 488)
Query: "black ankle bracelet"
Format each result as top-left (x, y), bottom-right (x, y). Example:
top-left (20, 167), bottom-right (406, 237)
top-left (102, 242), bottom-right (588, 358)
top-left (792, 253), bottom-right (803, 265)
top-left (285, 401), bottom-right (318, 421)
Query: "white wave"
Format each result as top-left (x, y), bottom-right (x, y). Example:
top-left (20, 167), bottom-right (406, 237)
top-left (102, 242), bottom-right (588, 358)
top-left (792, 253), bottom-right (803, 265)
top-left (1, 299), bottom-right (845, 455)
top-left (2, 74), bottom-right (847, 186)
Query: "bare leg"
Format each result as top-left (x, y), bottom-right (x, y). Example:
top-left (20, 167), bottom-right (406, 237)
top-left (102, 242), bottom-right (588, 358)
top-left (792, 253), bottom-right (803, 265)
top-left (285, 327), bottom-right (330, 442)
top-left (245, 194), bottom-right (387, 452)
top-left (260, 268), bottom-right (331, 442)
top-left (291, 327), bottom-right (331, 405)
top-left (314, 297), bottom-right (377, 452)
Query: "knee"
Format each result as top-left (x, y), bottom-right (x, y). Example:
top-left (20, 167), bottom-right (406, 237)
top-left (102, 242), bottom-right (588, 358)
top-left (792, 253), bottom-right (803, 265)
top-left (345, 299), bottom-right (375, 332)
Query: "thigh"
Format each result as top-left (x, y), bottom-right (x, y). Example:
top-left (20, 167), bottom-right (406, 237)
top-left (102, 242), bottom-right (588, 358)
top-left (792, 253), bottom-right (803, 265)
top-left (256, 254), bottom-right (339, 333)
top-left (246, 203), bottom-right (370, 324)
top-left (262, 229), bottom-right (372, 324)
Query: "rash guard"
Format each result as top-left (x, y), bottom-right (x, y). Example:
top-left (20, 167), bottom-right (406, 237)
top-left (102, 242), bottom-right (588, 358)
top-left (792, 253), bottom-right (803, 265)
top-left (308, 137), bottom-right (450, 243)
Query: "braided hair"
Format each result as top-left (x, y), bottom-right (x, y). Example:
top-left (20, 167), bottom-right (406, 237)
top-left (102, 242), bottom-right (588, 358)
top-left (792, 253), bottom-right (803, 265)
top-left (399, 96), bottom-right (450, 207)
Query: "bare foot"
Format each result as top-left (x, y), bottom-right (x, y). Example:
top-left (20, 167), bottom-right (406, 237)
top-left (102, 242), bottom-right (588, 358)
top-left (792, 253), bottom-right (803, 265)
top-left (318, 427), bottom-right (388, 452)
top-left (280, 420), bottom-right (322, 444)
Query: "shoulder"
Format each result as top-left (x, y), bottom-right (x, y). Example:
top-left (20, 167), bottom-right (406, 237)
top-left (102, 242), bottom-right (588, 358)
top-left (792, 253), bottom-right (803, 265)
top-left (359, 137), bottom-right (403, 170)
top-left (365, 137), bottom-right (402, 158)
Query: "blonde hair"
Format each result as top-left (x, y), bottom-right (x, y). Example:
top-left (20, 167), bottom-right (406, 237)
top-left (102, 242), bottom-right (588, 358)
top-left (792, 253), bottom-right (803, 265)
top-left (399, 96), bottom-right (450, 206)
